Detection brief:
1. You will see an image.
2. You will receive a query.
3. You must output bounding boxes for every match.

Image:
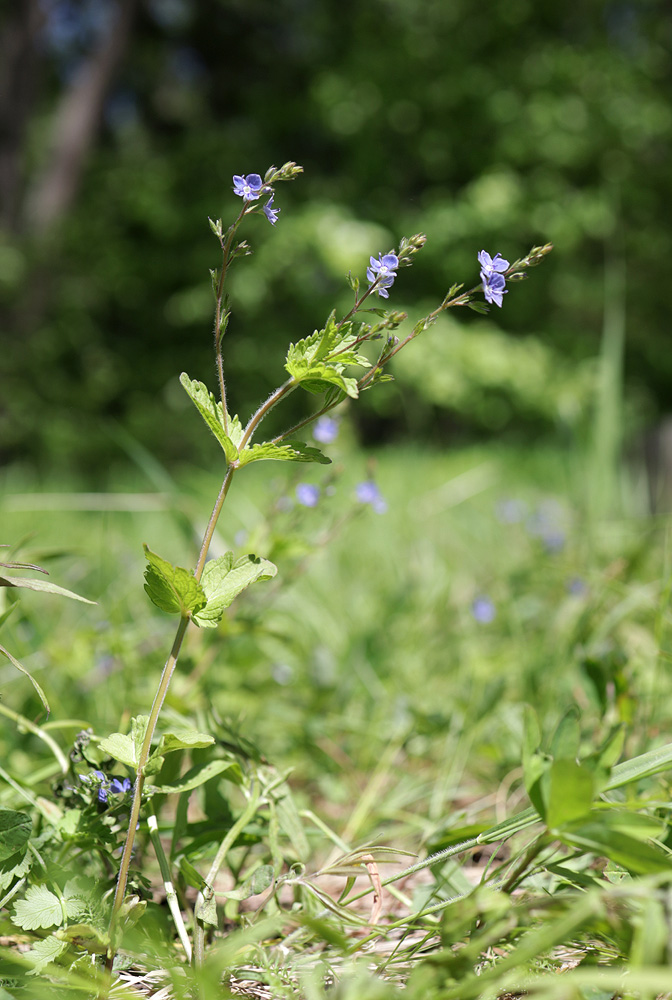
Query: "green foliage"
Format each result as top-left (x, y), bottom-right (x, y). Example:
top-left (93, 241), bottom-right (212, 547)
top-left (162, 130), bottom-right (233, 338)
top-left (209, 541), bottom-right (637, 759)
top-left (192, 552), bottom-right (277, 627)
top-left (143, 544), bottom-right (206, 616)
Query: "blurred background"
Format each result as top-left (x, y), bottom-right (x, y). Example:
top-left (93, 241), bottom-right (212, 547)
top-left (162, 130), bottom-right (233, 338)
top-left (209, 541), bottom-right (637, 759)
top-left (2, 0), bottom-right (671, 479)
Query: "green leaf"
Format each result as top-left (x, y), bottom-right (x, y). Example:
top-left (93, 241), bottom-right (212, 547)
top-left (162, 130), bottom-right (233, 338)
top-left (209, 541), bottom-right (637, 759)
top-left (543, 759), bottom-right (595, 828)
top-left (290, 361), bottom-right (360, 398)
top-left (55, 923), bottom-right (108, 954)
top-left (224, 864), bottom-right (274, 901)
top-left (238, 440), bottom-right (330, 467)
top-left (98, 733), bottom-right (136, 768)
top-left (559, 818), bottom-right (672, 874)
top-left (154, 730), bottom-right (215, 757)
top-left (522, 707), bottom-right (549, 820)
top-left (0, 644), bottom-right (49, 716)
top-left (25, 936), bottom-right (69, 975)
top-left (607, 741), bottom-right (672, 789)
top-left (550, 706), bottom-right (581, 760)
top-left (285, 311), bottom-right (343, 369)
top-left (143, 545), bottom-right (206, 617)
top-left (146, 759), bottom-right (234, 795)
top-left (192, 553), bottom-right (277, 628)
top-left (179, 857), bottom-right (207, 891)
top-left (13, 885), bottom-right (63, 930)
top-left (179, 373), bottom-right (242, 463)
top-left (0, 849), bottom-right (31, 892)
top-left (0, 575), bottom-right (95, 604)
top-left (0, 810), bottom-right (32, 862)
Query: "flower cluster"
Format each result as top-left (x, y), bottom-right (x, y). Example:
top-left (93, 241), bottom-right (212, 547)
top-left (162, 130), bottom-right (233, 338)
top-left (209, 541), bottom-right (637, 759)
top-left (233, 173), bottom-right (281, 225)
top-left (367, 253), bottom-right (399, 299)
top-left (478, 250), bottom-right (509, 308)
top-left (81, 770), bottom-right (132, 805)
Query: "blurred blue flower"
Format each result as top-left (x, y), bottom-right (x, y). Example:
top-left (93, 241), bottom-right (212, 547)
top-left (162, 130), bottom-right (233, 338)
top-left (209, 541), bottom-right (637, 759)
top-left (495, 498), bottom-right (528, 524)
top-left (567, 577), bottom-right (588, 596)
top-left (472, 595), bottom-right (496, 624)
top-left (232, 173), bottom-right (264, 201)
top-left (482, 272), bottom-right (507, 308)
top-left (296, 483), bottom-right (320, 507)
top-left (543, 531), bottom-right (565, 553)
top-left (109, 777), bottom-right (132, 794)
top-left (263, 194), bottom-right (280, 225)
top-left (366, 253), bottom-right (399, 299)
top-left (312, 416), bottom-right (339, 444)
top-left (478, 250), bottom-right (509, 278)
top-left (356, 481), bottom-right (388, 513)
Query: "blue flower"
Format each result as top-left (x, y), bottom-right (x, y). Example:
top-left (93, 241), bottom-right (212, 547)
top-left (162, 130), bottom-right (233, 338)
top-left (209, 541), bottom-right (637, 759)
top-left (296, 483), bottom-right (320, 507)
top-left (366, 253), bottom-right (399, 299)
top-left (472, 596), bottom-right (495, 624)
top-left (109, 777), bottom-right (132, 794)
top-left (356, 481), bottom-right (388, 514)
top-left (478, 250), bottom-right (509, 278)
top-left (482, 271), bottom-right (507, 308)
top-left (312, 416), bottom-right (339, 444)
top-left (263, 194), bottom-right (280, 225)
top-left (479, 251), bottom-right (509, 308)
top-left (232, 173), bottom-right (264, 201)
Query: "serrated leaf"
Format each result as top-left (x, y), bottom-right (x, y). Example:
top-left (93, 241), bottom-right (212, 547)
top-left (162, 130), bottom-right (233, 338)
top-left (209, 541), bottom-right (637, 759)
top-left (25, 935), bottom-right (69, 975)
top-left (13, 884), bottom-right (63, 930)
top-left (0, 575), bottom-right (95, 604)
top-left (0, 644), bottom-right (49, 716)
top-left (179, 373), bottom-right (242, 462)
top-left (146, 759), bottom-right (234, 795)
top-left (0, 810), bottom-right (32, 862)
top-left (238, 440), bottom-right (330, 467)
top-left (287, 360), bottom-right (360, 398)
top-left (192, 553), bottom-right (277, 628)
top-left (143, 545), bottom-right (206, 617)
top-left (285, 311), bottom-right (343, 368)
top-left (224, 864), bottom-right (274, 901)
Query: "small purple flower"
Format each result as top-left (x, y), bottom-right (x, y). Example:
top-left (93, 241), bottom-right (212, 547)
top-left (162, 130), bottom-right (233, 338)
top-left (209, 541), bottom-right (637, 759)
top-left (356, 481), bottom-right (388, 514)
top-left (263, 194), bottom-right (280, 225)
top-left (567, 577), bottom-right (587, 596)
top-left (366, 253), bottom-right (399, 299)
top-left (109, 777), bottom-right (132, 795)
top-left (482, 271), bottom-right (507, 308)
top-left (232, 173), bottom-right (264, 202)
top-left (312, 416), bottom-right (339, 444)
top-left (478, 251), bottom-right (509, 278)
top-left (472, 596), bottom-right (496, 624)
top-left (296, 483), bottom-right (320, 507)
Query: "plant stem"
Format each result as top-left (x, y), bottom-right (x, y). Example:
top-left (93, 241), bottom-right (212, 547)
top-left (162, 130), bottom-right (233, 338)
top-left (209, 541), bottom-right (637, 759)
top-left (192, 786), bottom-right (261, 967)
top-left (107, 613), bottom-right (190, 966)
top-left (147, 811), bottom-right (193, 961)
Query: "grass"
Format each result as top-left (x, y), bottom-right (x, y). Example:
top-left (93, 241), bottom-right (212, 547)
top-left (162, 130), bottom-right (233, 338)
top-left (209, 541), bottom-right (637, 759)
top-left (2, 439), bottom-right (672, 998)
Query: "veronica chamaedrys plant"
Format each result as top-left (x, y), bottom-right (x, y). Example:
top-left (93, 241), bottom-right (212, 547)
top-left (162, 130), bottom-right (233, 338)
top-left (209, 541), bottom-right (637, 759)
top-left (94, 161), bottom-right (551, 974)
